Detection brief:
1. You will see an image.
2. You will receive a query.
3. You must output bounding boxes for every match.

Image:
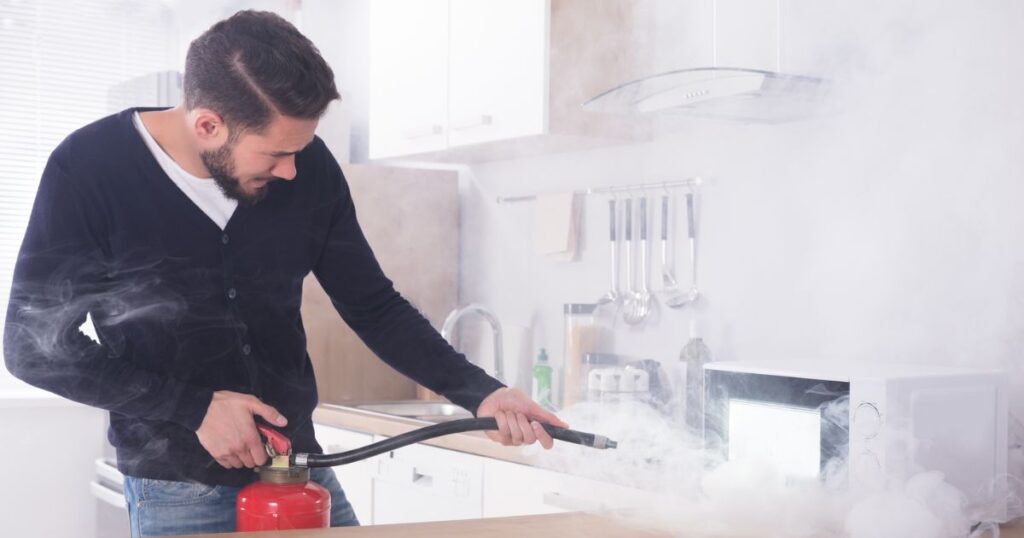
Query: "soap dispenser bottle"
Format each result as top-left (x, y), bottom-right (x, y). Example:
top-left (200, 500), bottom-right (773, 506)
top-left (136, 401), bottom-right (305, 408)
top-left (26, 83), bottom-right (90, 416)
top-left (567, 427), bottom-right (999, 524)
top-left (532, 348), bottom-right (553, 408)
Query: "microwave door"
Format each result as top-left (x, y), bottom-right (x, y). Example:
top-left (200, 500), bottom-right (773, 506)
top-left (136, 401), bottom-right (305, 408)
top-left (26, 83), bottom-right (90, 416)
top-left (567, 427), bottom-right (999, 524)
top-left (704, 370), bottom-right (851, 481)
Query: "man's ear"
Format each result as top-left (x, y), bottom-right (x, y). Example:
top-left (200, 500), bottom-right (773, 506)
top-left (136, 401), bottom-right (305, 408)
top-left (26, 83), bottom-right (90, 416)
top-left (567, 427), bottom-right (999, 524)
top-left (190, 107), bottom-right (230, 148)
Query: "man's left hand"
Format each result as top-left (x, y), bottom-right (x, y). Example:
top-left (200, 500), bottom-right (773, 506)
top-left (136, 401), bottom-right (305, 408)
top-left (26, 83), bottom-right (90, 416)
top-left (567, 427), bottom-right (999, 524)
top-left (476, 387), bottom-right (569, 449)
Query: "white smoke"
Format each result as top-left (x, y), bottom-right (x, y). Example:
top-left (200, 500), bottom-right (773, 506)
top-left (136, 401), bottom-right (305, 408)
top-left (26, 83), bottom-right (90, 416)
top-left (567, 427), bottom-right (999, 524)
top-left (527, 400), bottom-right (996, 538)
top-left (459, 0), bottom-right (1024, 534)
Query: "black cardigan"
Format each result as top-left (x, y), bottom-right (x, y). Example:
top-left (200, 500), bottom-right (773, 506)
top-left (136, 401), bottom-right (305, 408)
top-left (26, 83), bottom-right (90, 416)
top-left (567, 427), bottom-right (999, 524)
top-left (3, 108), bottom-right (503, 486)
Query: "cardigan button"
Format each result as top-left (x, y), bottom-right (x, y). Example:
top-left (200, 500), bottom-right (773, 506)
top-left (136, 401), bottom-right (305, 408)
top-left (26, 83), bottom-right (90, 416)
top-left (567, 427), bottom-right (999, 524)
top-left (227, 288), bottom-right (237, 300)
top-left (241, 344), bottom-right (252, 356)
top-left (221, 234), bottom-right (230, 245)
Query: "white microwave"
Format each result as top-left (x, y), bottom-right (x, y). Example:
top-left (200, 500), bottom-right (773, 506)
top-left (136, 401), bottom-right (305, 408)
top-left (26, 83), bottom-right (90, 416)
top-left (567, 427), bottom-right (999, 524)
top-left (702, 360), bottom-right (1008, 523)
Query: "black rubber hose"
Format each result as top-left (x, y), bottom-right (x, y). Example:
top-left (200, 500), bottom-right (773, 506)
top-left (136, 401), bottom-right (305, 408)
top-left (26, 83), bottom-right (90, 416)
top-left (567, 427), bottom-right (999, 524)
top-left (293, 417), bottom-right (617, 468)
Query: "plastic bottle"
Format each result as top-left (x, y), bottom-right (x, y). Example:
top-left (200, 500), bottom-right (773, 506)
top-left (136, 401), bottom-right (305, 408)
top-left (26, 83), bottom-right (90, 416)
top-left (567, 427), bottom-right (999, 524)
top-left (562, 303), bottom-right (600, 408)
top-left (680, 319), bottom-right (712, 433)
top-left (532, 348), bottom-right (553, 408)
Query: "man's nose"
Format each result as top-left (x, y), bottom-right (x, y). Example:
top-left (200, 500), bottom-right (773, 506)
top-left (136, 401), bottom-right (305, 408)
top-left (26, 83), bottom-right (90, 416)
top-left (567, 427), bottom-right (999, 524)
top-left (272, 156), bottom-right (297, 181)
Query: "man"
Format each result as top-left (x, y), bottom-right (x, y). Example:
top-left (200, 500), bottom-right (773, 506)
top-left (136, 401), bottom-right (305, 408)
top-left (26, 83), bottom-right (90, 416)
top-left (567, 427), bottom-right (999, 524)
top-left (3, 10), bottom-right (565, 537)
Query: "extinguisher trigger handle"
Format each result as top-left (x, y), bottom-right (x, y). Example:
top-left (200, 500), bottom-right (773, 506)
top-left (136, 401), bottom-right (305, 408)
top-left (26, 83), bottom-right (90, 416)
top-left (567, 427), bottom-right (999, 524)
top-left (256, 424), bottom-right (292, 457)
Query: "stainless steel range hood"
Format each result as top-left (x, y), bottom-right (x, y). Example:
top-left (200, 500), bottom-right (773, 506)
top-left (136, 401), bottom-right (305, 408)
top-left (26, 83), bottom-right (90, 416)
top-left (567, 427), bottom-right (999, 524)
top-left (583, 0), bottom-right (829, 123)
top-left (582, 66), bottom-right (827, 123)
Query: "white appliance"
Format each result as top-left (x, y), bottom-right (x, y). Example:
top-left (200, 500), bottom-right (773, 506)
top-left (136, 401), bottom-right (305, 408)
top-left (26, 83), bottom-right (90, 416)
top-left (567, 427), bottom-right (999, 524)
top-left (92, 456), bottom-right (130, 538)
top-left (703, 360), bottom-right (1008, 523)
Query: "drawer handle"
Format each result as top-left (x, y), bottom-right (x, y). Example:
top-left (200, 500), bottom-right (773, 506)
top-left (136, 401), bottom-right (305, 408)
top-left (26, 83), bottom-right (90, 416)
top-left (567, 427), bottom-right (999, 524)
top-left (541, 491), bottom-right (604, 512)
top-left (411, 468), bottom-right (433, 488)
top-left (403, 124), bottom-right (444, 139)
top-left (451, 114), bottom-right (494, 130)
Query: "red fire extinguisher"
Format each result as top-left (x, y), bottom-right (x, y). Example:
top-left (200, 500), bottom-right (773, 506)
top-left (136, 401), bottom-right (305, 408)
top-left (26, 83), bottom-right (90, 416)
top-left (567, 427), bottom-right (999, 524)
top-left (236, 425), bottom-right (331, 531)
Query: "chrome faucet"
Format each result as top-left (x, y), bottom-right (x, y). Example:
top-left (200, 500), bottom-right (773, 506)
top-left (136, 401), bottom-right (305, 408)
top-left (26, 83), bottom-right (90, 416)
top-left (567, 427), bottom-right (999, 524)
top-left (440, 303), bottom-right (504, 383)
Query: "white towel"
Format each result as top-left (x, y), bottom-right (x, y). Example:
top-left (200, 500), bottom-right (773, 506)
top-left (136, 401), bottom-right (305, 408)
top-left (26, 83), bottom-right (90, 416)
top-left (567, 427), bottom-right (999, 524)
top-left (533, 192), bottom-right (579, 261)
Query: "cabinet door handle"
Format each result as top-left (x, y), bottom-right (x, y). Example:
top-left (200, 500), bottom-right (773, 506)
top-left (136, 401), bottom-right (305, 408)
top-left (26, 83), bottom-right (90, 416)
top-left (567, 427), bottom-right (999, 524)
top-left (403, 124), bottom-right (444, 139)
top-left (541, 491), bottom-right (605, 512)
top-left (451, 114), bottom-right (494, 130)
top-left (411, 467), bottom-right (434, 487)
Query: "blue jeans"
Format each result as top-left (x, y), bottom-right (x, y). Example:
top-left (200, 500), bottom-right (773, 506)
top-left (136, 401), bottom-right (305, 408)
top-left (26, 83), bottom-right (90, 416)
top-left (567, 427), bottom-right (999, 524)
top-left (123, 468), bottom-right (359, 537)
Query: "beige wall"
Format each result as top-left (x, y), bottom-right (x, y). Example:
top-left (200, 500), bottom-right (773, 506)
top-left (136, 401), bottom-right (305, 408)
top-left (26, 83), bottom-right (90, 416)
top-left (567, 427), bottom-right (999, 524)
top-left (302, 164), bottom-right (459, 403)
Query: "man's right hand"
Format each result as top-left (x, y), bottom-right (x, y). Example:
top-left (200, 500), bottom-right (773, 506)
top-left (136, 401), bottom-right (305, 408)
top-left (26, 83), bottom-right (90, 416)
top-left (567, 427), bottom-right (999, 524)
top-left (195, 390), bottom-right (288, 469)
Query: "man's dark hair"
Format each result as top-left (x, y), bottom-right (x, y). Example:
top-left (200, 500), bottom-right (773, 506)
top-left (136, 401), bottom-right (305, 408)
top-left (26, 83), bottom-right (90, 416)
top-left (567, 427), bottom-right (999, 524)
top-left (183, 10), bottom-right (340, 135)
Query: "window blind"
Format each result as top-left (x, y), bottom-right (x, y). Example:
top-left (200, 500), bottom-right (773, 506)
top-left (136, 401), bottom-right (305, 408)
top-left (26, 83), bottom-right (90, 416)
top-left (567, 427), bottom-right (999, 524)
top-left (0, 0), bottom-right (175, 386)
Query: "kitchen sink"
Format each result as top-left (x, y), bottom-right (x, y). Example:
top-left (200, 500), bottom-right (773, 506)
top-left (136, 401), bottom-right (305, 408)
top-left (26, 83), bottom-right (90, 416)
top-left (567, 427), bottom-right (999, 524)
top-left (324, 400), bottom-right (473, 422)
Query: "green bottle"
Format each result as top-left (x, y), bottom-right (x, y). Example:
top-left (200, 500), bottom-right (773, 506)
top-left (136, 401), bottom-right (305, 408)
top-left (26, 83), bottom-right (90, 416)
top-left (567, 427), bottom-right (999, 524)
top-left (532, 348), bottom-right (553, 408)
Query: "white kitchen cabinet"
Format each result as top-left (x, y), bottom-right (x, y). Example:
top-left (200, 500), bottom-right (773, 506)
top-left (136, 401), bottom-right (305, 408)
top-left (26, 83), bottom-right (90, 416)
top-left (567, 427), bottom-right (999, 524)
top-left (368, 0), bottom-right (651, 162)
top-left (482, 458), bottom-right (566, 518)
top-left (314, 421), bottom-right (657, 525)
top-left (369, 0), bottom-right (449, 158)
top-left (446, 0), bottom-right (547, 148)
top-left (483, 458), bottom-right (657, 518)
top-left (371, 435), bottom-right (484, 524)
top-left (313, 424), bottom-right (376, 525)
top-left (369, 0), bottom-right (544, 159)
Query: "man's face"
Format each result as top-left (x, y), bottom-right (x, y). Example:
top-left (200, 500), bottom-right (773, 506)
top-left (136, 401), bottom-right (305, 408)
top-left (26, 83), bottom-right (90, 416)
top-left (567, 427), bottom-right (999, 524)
top-left (200, 114), bottom-right (318, 206)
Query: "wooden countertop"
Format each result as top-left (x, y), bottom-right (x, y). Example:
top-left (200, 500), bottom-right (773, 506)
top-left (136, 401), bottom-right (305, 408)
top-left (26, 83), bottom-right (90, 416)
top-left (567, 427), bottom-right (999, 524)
top-left (179, 512), bottom-right (669, 537)
top-left (177, 512), bottom-right (1024, 538)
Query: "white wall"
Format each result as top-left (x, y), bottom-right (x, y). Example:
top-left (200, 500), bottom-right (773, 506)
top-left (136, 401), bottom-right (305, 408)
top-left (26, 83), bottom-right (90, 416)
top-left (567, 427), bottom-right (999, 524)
top-left (457, 0), bottom-right (1024, 415)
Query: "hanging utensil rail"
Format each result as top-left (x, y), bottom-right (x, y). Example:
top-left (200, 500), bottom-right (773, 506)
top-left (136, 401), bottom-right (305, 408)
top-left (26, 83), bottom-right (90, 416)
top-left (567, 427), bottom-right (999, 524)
top-left (495, 177), bottom-right (701, 204)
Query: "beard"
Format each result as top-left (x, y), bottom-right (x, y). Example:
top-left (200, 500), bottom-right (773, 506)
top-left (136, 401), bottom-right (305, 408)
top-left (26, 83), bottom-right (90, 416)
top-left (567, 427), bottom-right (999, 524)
top-left (200, 143), bottom-right (273, 207)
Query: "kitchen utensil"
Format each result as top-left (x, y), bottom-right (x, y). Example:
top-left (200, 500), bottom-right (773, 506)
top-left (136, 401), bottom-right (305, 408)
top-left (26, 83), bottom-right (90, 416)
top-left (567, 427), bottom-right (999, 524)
top-left (682, 191), bottom-right (700, 306)
top-left (660, 195), bottom-right (689, 308)
top-left (622, 198), bottom-right (642, 324)
top-left (597, 198), bottom-right (620, 306)
top-left (624, 196), bottom-right (654, 325)
top-left (633, 197), bottom-right (654, 323)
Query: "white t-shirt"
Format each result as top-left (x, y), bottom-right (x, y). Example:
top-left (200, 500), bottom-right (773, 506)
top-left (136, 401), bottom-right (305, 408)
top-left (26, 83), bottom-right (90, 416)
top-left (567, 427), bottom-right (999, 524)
top-left (132, 112), bottom-right (238, 229)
